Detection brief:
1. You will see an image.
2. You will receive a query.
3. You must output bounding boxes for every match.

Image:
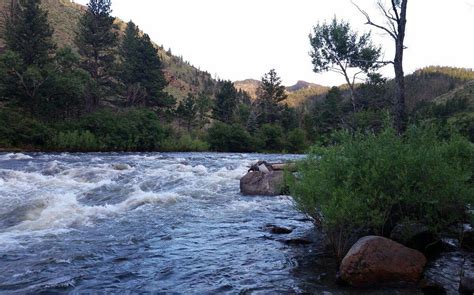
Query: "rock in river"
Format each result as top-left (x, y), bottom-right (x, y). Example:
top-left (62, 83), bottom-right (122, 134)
top-left (240, 170), bottom-right (284, 196)
top-left (240, 161), bottom-right (293, 196)
top-left (340, 236), bottom-right (427, 287)
top-left (460, 275), bottom-right (474, 294)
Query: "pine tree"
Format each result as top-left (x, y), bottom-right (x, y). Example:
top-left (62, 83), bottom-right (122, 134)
top-left (121, 21), bottom-right (171, 109)
top-left (4, 0), bottom-right (56, 67)
top-left (195, 93), bottom-right (212, 128)
top-left (176, 94), bottom-right (197, 131)
top-left (76, 0), bottom-right (118, 106)
top-left (213, 80), bottom-right (238, 124)
top-left (257, 69), bottom-right (287, 124)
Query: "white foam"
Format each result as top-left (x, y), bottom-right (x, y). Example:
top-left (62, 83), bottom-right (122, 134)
top-left (0, 153), bottom-right (33, 160)
top-left (8, 189), bottom-right (186, 233)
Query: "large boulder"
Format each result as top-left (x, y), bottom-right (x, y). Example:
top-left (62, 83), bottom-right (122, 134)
top-left (240, 161), bottom-right (289, 196)
top-left (240, 170), bottom-right (284, 196)
top-left (340, 236), bottom-right (427, 287)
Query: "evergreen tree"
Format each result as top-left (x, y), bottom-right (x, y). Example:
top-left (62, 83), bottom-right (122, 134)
top-left (280, 104), bottom-right (299, 132)
top-left (76, 0), bottom-right (118, 106)
top-left (257, 69), bottom-right (287, 124)
top-left (4, 0), bottom-right (56, 67)
top-left (1, 0), bottom-right (58, 114)
top-left (213, 80), bottom-right (238, 124)
top-left (195, 93), bottom-right (212, 128)
top-left (176, 94), bottom-right (197, 131)
top-left (121, 21), bottom-right (172, 109)
top-left (42, 47), bottom-right (90, 120)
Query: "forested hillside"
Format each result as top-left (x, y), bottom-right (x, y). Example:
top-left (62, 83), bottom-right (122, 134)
top-left (0, 0), bottom-right (472, 153)
top-left (0, 0), bottom-right (216, 100)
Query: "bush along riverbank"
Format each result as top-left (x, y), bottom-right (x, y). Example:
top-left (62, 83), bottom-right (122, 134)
top-left (288, 125), bottom-right (474, 292)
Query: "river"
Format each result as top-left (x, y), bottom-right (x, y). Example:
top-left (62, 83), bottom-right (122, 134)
top-left (0, 152), bottom-right (421, 294)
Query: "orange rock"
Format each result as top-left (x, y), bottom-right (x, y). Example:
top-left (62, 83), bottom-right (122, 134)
top-left (340, 236), bottom-right (427, 287)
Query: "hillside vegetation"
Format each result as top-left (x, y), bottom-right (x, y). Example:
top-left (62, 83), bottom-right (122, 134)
top-left (0, 0), bottom-right (216, 100)
top-left (0, 0), bottom-right (472, 155)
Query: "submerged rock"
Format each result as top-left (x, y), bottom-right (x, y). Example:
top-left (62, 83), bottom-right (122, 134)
top-left (420, 278), bottom-right (447, 294)
top-left (423, 249), bottom-right (474, 295)
top-left (240, 171), bottom-right (284, 196)
top-left (340, 236), bottom-right (426, 287)
top-left (267, 224), bottom-right (293, 235)
top-left (461, 227), bottom-right (474, 252)
top-left (460, 275), bottom-right (474, 294)
top-left (281, 237), bottom-right (313, 246)
top-left (265, 224), bottom-right (293, 234)
top-left (112, 163), bottom-right (130, 171)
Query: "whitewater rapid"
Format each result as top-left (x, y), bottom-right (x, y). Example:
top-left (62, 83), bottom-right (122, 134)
top-left (0, 152), bottom-right (428, 294)
top-left (0, 152), bottom-right (325, 293)
top-left (0, 153), bottom-right (266, 246)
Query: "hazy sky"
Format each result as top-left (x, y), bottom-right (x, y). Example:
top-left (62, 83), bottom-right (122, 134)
top-left (74, 0), bottom-right (474, 86)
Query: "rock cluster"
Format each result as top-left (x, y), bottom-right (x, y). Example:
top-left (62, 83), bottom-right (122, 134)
top-left (240, 161), bottom-right (294, 196)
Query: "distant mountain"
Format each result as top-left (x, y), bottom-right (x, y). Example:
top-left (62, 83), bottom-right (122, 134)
top-left (287, 80), bottom-right (324, 92)
top-left (233, 79), bottom-right (261, 99)
top-left (0, 0), bottom-right (216, 100)
top-left (234, 79), bottom-right (329, 107)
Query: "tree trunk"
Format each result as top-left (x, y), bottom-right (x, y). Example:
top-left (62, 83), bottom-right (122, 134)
top-left (393, 43), bottom-right (406, 134)
top-left (393, 0), bottom-right (408, 134)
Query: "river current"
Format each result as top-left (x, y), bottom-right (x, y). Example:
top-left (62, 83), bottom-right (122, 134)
top-left (0, 152), bottom-right (420, 294)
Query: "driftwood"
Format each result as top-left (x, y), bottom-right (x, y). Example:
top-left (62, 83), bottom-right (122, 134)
top-left (248, 161), bottom-right (297, 173)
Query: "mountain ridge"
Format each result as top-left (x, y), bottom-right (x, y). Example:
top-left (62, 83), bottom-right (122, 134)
top-left (234, 78), bottom-right (329, 107)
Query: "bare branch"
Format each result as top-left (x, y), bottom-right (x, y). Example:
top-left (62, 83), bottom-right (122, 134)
top-left (351, 1), bottom-right (398, 40)
top-left (390, 0), bottom-right (401, 21)
top-left (352, 70), bottom-right (364, 85)
top-left (377, 1), bottom-right (397, 22)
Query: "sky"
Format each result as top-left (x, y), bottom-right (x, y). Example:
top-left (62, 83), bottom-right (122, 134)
top-left (74, 0), bottom-right (474, 86)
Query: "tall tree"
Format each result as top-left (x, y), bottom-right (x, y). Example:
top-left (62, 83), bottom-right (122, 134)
top-left (195, 93), bottom-right (213, 128)
top-left (176, 94), bottom-right (197, 132)
top-left (121, 21), bottom-right (172, 109)
top-left (309, 17), bottom-right (381, 113)
top-left (213, 80), bottom-right (238, 124)
top-left (4, 0), bottom-right (56, 67)
top-left (76, 0), bottom-right (118, 106)
top-left (353, 0), bottom-right (408, 133)
top-left (0, 0), bottom-right (59, 114)
top-left (256, 69), bottom-right (287, 124)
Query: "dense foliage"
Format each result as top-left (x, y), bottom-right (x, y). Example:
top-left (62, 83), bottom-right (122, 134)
top-left (310, 17), bottom-right (381, 113)
top-left (290, 126), bottom-right (474, 261)
top-left (121, 21), bottom-right (173, 109)
top-left (0, 0), bottom-right (471, 155)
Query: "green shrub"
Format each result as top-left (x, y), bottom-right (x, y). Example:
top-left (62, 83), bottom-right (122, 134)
top-left (259, 124), bottom-right (285, 152)
top-left (0, 108), bottom-right (51, 147)
top-left (290, 125), bottom-right (474, 261)
top-left (161, 133), bottom-right (209, 152)
top-left (78, 108), bottom-right (165, 151)
top-left (355, 110), bottom-right (386, 133)
top-left (286, 129), bottom-right (308, 154)
top-left (207, 122), bottom-right (257, 152)
top-left (49, 130), bottom-right (100, 151)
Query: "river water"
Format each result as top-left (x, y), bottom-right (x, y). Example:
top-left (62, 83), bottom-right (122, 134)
top-left (0, 152), bottom-right (420, 294)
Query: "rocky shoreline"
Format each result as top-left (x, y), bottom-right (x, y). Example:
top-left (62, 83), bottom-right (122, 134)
top-left (240, 161), bottom-right (474, 294)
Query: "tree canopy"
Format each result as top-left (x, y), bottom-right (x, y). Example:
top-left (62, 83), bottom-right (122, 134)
top-left (310, 17), bottom-right (381, 112)
top-left (4, 0), bottom-right (56, 67)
